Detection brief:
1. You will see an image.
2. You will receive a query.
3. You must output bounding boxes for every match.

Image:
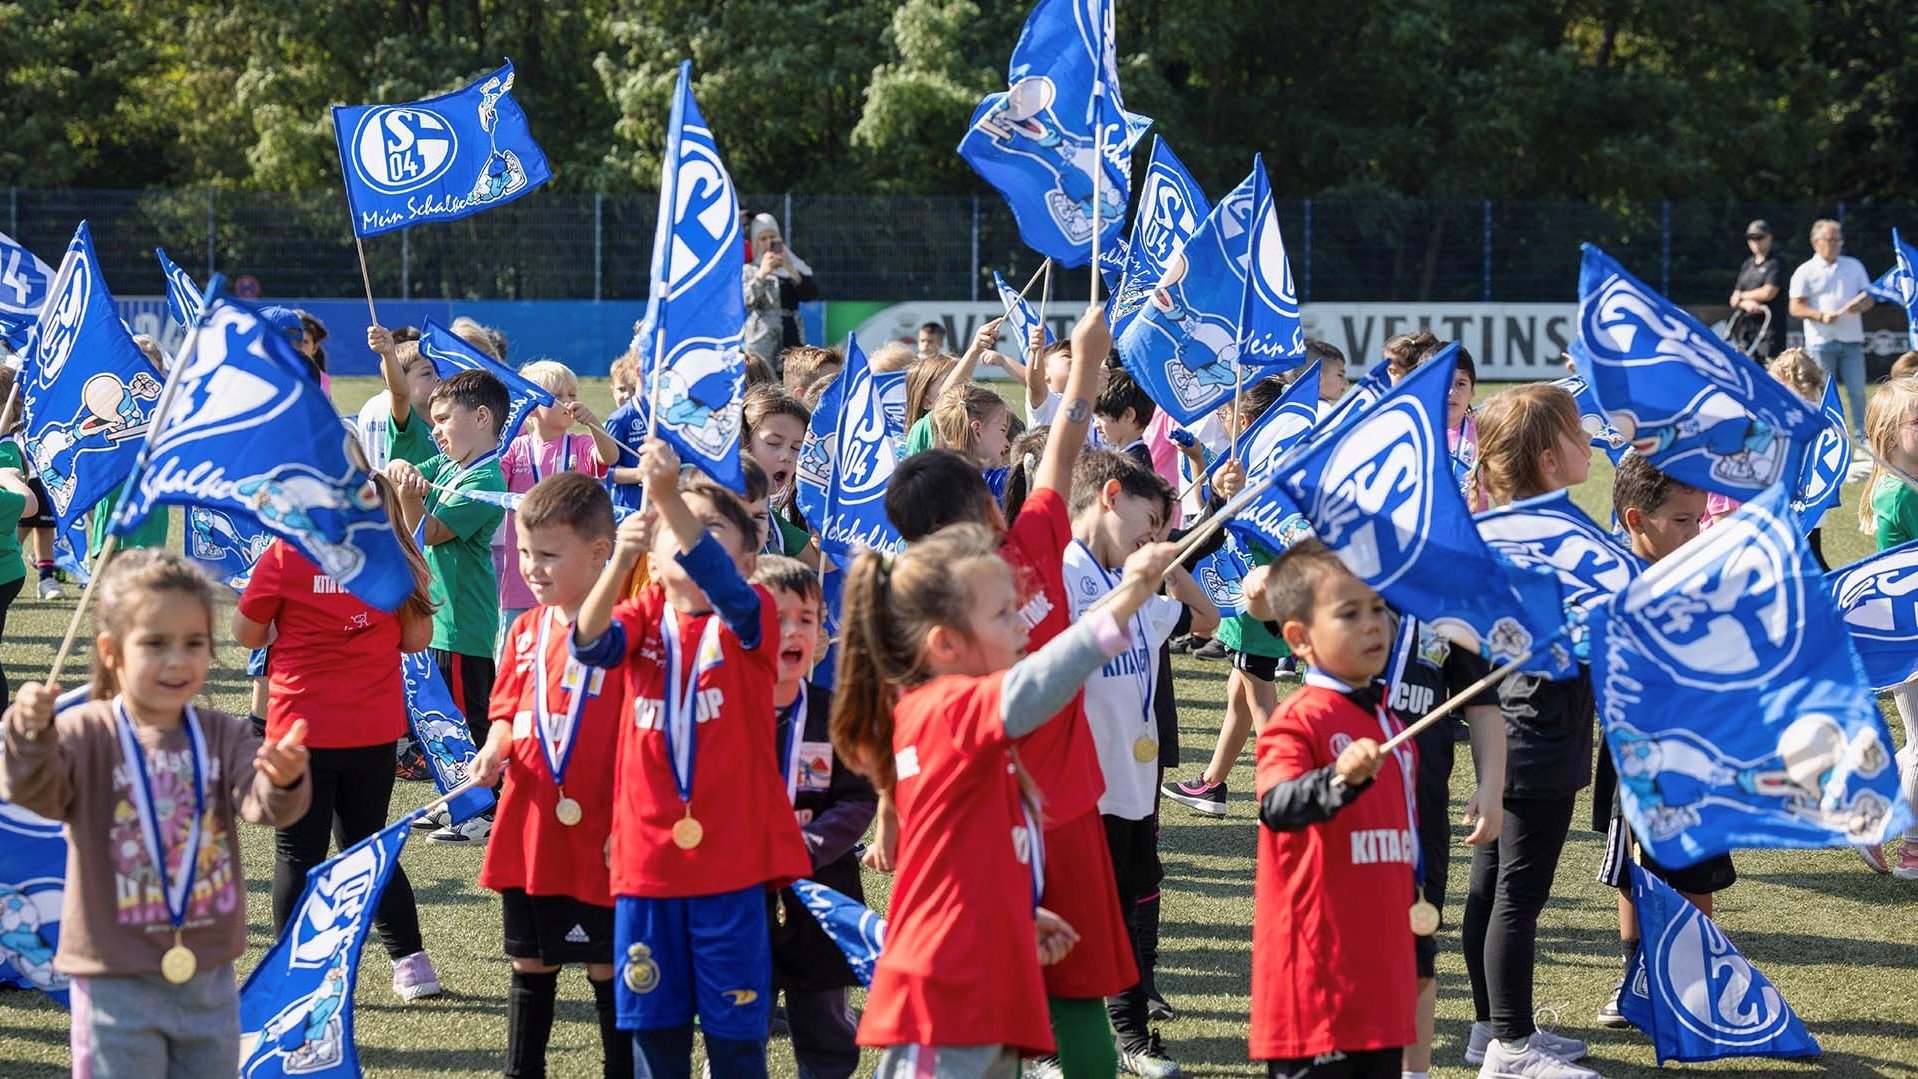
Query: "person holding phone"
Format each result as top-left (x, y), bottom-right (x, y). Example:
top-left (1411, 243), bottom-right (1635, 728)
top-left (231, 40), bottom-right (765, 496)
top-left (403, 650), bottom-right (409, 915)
top-left (743, 213), bottom-right (819, 370)
top-left (1790, 218), bottom-right (1876, 442)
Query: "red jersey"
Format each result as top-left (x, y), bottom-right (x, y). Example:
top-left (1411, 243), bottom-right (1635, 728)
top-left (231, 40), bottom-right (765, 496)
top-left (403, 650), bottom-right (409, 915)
top-left (858, 673), bottom-right (1054, 1056)
top-left (479, 608), bottom-right (620, 907)
top-left (1000, 487), bottom-right (1103, 824)
top-left (603, 585), bottom-right (810, 899)
top-left (1251, 683), bottom-right (1416, 1060)
top-left (236, 540), bottom-right (406, 749)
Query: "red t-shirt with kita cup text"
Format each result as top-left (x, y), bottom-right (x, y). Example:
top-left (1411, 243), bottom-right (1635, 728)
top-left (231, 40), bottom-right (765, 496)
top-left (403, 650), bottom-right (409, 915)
top-left (856, 673), bottom-right (1054, 1057)
top-left (479, 607), bottom-right (621, 908)
top-left (600, 584), bottom-right (811, 899)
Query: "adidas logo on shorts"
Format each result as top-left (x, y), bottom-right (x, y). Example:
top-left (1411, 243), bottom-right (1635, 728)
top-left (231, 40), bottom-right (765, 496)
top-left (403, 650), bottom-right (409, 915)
top-left (565, 924), bottom-right (590, 944)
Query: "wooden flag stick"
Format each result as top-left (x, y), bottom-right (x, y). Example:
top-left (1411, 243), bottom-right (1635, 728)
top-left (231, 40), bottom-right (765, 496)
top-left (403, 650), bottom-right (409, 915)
top-left (1379, 647), bottom-right (1534, 755)
top-left (353, 235), bottom-right (379, 327)
top-left (45, 533), bottom-right (117, 688)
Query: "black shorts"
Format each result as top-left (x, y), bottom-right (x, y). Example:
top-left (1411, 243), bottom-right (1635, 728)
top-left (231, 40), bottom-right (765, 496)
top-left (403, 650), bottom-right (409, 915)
top-left (1596, 811), bottom-right (1737, 895)
top-left (1233, 649), bottom-right (1279, 681)
top-left (502, 888), bottom-right (616, 965)
top-left (1265, 1048), bottom-right (1400, 1079)
top-left (21, 477), bottom-right (52, 530)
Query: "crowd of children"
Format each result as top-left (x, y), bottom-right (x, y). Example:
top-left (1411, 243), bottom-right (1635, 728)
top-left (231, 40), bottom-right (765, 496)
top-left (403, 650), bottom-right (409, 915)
top-left (4, 298), bottom-right (1916, 1079)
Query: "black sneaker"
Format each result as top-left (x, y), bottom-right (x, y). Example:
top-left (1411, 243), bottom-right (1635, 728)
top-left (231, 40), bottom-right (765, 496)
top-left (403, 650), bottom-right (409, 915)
top-left (1596, 983), bottom-right (1630, 1029)
top-left (1160, 774), bottom-right (1227, 817)
top-left (1191, 639), bottom-right (1230, 661)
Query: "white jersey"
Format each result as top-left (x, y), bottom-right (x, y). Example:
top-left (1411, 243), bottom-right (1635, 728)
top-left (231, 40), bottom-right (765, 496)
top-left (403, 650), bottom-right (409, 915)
top-left (355, 394), bottom-right (392, 471)
top-left (1063, 540), bottom-right (1181, 819)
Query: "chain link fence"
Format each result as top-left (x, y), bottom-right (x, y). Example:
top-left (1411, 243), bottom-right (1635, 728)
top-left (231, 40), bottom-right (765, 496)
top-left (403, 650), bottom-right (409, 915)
top-left (8, 186), bottom-right (1913, 305)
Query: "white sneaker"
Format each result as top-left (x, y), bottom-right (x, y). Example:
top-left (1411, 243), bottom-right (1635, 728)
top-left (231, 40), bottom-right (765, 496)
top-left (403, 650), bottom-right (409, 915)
top-left (410, 805), bottom-right (450, 831)
top-left (36, 578), bottom-right (63, 601)
top-left (1466, 1023), bottom-right (1587, 1065)
top-left (1477, 1039), bottom-right (1599, 1079)
top-left (427, 815), bottom-right (491, 844)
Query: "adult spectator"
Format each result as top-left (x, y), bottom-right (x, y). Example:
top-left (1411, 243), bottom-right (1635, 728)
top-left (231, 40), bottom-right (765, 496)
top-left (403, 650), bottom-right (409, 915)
top-left (1728, 219), bottom-right (1787, 360)
top-left (1790, 218), bottom-right (1875, 440)
top-left (742, 213), bottom-right (818, 368)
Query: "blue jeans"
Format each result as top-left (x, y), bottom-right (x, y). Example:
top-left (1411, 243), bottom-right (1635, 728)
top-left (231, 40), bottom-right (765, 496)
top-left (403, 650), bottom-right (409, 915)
top-left (1812, 339), bottom-right (1867, 437)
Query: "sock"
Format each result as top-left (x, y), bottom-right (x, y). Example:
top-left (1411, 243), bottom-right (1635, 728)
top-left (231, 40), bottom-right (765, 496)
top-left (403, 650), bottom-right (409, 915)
top-left (505, 968), bottom-right (561, 1079)
top-left (1620, 935), bottom-right (1639, 975)
top-left (1505, 1035), bottom-right (1530, 1052)
top-left (1048, 996), bottom-right (1119, 1076)
top-left (35, 561), bottom-right (52, 581)
top-left (590, 976), bottom-right (632, 1079)
top-left (1403, 1072), bottom-right (1431, 1079)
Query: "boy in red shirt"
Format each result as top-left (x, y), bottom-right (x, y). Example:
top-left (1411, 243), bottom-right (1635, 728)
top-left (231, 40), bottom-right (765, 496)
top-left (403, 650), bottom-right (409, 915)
top-left (471, 473), bottom-right (630, 1079)
top-left (1245, 539), bottom-right (1415, 1078)
top-left (571, 438), bottom-right (811, 1079)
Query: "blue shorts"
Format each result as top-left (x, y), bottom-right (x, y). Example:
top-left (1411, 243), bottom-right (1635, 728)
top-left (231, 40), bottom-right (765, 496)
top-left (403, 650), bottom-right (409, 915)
top-left (615, 886), bottom-right (771, 1038)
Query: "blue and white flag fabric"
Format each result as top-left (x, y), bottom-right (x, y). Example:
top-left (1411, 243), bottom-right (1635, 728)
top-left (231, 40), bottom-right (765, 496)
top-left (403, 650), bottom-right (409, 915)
top-left (1110, 137), bottom-right (1209, 336)
top-left (1826, 537), bottom-right (1918, 691)
top-left (641, 62), bottom-right (748, 492)
top-left (1209, 362), bottom-right (1321, 553)
top-left (0, 228), bottom-right (54, 342)
top-left (332, 61), bottom-right (552, 238)
top-left (400, 651), bottom-right (495, 823)
top-left (1792, 373), bottom-right (1850, 526)
top-left (1618, 863), bottom-right (1819, 1064)
top-left (1307, 358), bottom-right (1395, 446)
top-left (1235, 159), bottom-right (1306, 373)
top-left (186, 506), bottom-right (276, 587)
top-left (418, 317), bottom-right (552, 456)
top-left (1553, 374), bottom-right (1629, 464)
top-left (155, 247), bottom-right (204, 330)
top-left (1888, 228), bottom-right (1918, 350)
top-left (113, 290), bottom-right (416, 612)
top-left (793, 336), bottom-right (904, 559)
top-left (1594, 482), bottom-right (1911, 866)
top-left (0, 798), bottom-right (71, 1007)
top-left (1866, 257), bottom-right (1912, 309)
top-left (1474, 490), bottom-right (1645, 662)
top-left (17, 221), bottom-right (165, 569)
top-left (239, 817), bottom-right (411, 1078)
top-left (791, 879), bottom-right (886, 987)
top-left (993, 270), bottom-right (1053, 364)
top-left (1280, 346), bottom-right (1573, 676)
top-left (1571, 245), bottom-right (1822, 499)
top-left (958, 0), bottom-right (1144, 267)
top-left (1190, 529), bottom-right (1254, 619)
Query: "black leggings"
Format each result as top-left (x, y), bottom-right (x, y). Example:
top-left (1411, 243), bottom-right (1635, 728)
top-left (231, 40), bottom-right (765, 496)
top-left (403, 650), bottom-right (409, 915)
top-left (1461, 794), bottom-right (1577, 1041)
top-left (0, 575), bottom-right (21, 705)
top-left (272, 742), bottom-right (424, 959)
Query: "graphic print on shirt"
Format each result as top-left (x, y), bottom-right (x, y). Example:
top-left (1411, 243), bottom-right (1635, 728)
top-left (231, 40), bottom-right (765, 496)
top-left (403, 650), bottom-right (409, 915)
top-left (108, 749), bottom-right (236, 928)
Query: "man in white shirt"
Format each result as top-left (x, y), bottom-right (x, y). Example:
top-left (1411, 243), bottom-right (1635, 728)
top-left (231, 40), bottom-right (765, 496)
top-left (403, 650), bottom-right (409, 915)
top-left (1789, 218), bottom-right (1876, 440)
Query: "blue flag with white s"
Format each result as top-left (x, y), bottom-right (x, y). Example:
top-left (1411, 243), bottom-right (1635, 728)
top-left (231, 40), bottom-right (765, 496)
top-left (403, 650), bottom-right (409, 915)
top-left (1474, 490), bottom-right (1645, 662)
top-left (1211, 362), bottom-right (1321, 553)
top-left (1110, 137), bottom-right (1209, 337)
top-left (239, 817), bottom-right (411, 1077)
top-left (1618, 862), bottom-right (1819, 1064)
top-left (640, 62), bottom-right (748, 492)
top-left (1553, 374), bottom-right (1629, 464)
top-left (1235, 159), bottom-right (1306, 373)
top-left (418, 317), bottom-right (552, 456)
top-left (332, 61), bottom-right (552, 238)
top-left (1190, 529), bottom-right (1254, 619)
top-left (1886, 229), bottom-right (1918, 349)
top-left (401, 651), bottom-right (495, 823)
top-left (0, 797), bottom-right (71, 1007)
top-left (155, 247), bottom-right (204, 330)
top-left (17, 221), bottom-right (164, 571)
top-left (0, 228), bottom-right (54, 342)
top-left (186, 506), bottom-right (276, 587)
top-left (1826, 537), bottom-right (1918, 691)
top-left (791, 879), bottom-right (887, 988)
top-left (993, 271), bottom-right (1053, 364)
top-left (957, 0), bottom-right (1145, 267)
top-left (1312, 358), bottom-right (1394, 442)
top-left (1572, 244), bottom-right (1822, 499)
top-left (1280, 346), bottom-right (1573, 676)
top-left (795, 336), bottom-right (904, 559)
top-left (112, 291), bottom-right (416, 613)
top-left (1594, 482), bottom-right (1911, 867)
top-left (1792, 373), bottom-right (1850, 526)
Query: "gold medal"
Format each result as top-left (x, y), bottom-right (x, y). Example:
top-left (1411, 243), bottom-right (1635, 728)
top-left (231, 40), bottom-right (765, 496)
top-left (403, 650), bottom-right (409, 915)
top-left (1132, 735), bottom-right (1159, 763)
top-left (554, 795), bottom-right (583, 827)
top-left (671, 812), bottom-right (704, 850)
top-left (161, 931), bottom-right (196, 984)
top-left (1409, 897), bottom-right (1441, 937)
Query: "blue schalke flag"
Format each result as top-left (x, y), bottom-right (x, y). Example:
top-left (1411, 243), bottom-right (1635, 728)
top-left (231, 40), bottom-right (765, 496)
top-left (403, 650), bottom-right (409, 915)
top-left (1312, 358), bottom-right (1393, 441)
top-left (1211, 362), bottom-right (1321, 553)
top-left (114, 290), bottom-right (415, 611)
top-left (1552, 374), bottom-right (1629, 464)
top-left (1792, 373), bottom-right (1850, 526)
top-left (417, 317), bottom-right (552, 456)
top-left (1886, 228), bottom-right (1918, 349)
top-left (400, 651), bottom-right (495, 823)
top-left (1190, 529), bottom-right (1254, 618)
top-left (155, 247), bottom-right (204, 329)
top-left (186, 505), bottom-right (276, 587)
top-left (790, 879), bottom-right (887, 988)
top-left (1234, 159), bottom-right (1306, 373)
top-left (1594, 482), bottom-right (1912, 867)
top-left (1474, 489), bottom-right (1645, 662)
top-left (238, 817), bottom-right (412, 1077)
top-left (0, 227), bottom-right (54, 341)
top-left (797, 336), bottom-right (904, 559)
top-left (958, 0), bottom-right (1146, 267)
top-left (1571, 244), bottom-right (1822, 499)
top-left (332, 61), bottom-right (551, 238)
top-left (1826, 536), bottom-right (1918, 691)
top-left (993, 271), bottom-right (1053, 364)
top-left (640, 62), bottom-right (748, 492)
top-left (17, 221), bottom-right (165, 570)
top-left (0, 791), bottom-right (74, 1007)
top-left (1618, 863), bottom-right (1819, 1064)
top-left (1110, 137), bottom-right (1208, 336)
top-left (1279, 346), bottom-right (1572, 676)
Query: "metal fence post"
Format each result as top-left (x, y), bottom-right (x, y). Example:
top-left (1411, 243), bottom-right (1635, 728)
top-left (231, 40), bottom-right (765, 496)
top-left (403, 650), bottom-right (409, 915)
top-left (401, 230), bottom-right (411, 300)
top-left (594, 192), bottom-right (604, 302)
top-left (1659, 200), bottom-right (1672, 296)
top-left (1837, 199), bottom-right (1847, 229)
top-left (1301, 197), bottom-right (1313, 303)
top-left (783, 192), bottom-right (793, 244)
top-left (1481, 198), bottom-right (1493, 302)
top-left (205, 185), bottom-right (216, 278)
top-left (9, 187), bottom-right (16, 237)
top-left (970, 196), bottom-right (981, 302)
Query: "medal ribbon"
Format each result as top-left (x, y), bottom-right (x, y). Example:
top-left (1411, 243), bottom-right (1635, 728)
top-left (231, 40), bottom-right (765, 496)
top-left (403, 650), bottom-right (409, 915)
top-left (778, 684), bottom-right (808, 806)
top-left (113, 699), bottom-right (207, 932)
top-left (1075, 541), bottom-right (1154, 744)
top-left (1376, 620), bottom-right (1424, 890)
top-left (659, 608), bottom-right (725, 807)
top-left (528, 434), bottom-right (572, 486)
top-left (415, 448), bottom-right (502, 548)
top-left (533, 612), bottom-right (594, 790)
top-left (1019, 792), bottom-right (1046, 911)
